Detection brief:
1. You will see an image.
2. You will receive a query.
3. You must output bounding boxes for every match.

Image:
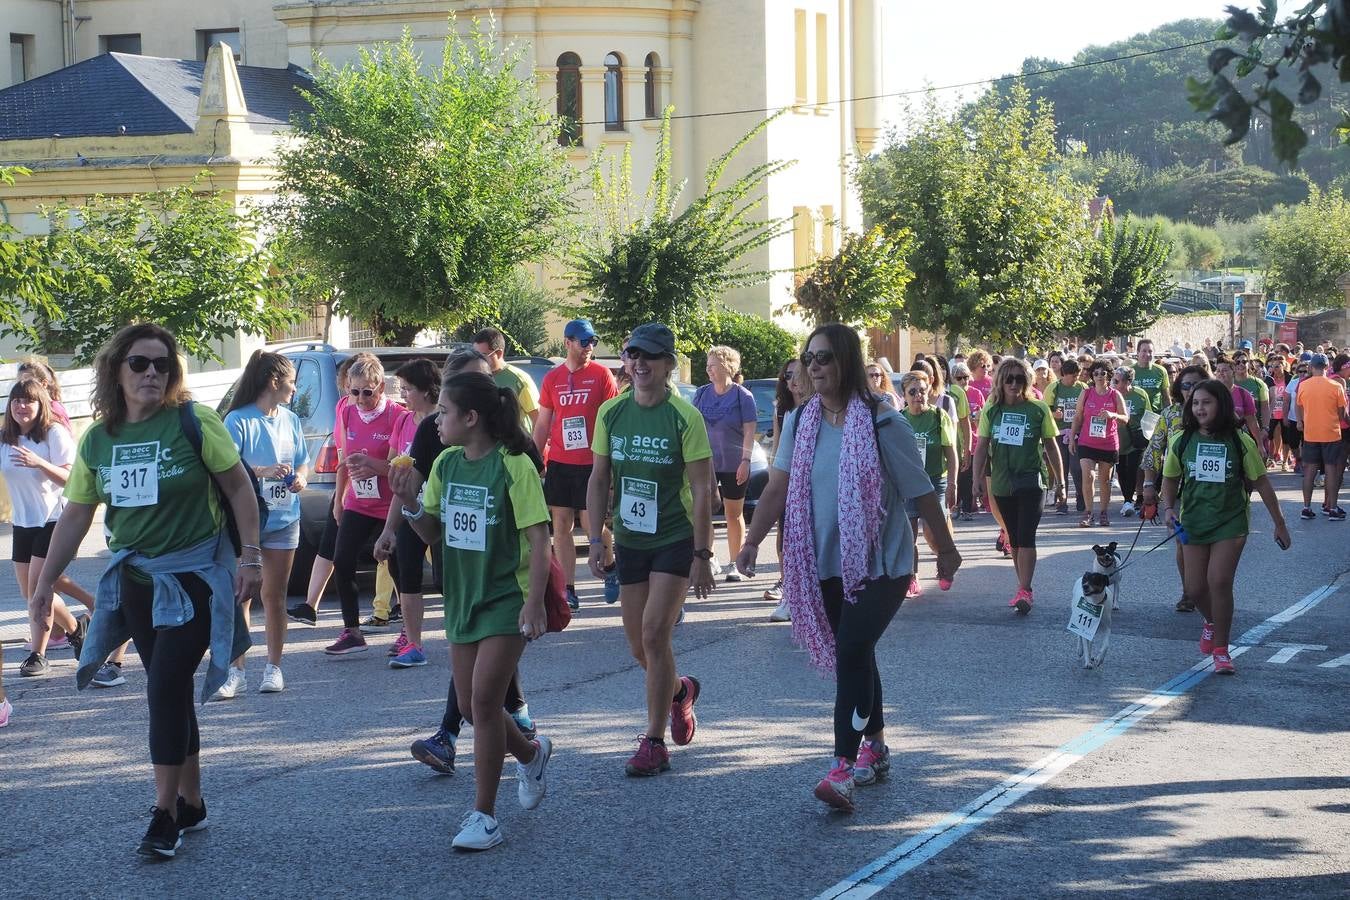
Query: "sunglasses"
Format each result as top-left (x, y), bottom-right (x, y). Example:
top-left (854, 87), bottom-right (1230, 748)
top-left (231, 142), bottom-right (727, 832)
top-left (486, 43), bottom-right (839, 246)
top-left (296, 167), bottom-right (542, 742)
top-left (125, 355), bottom-right (171, 374)
top-left (868, 371), bottom-right (885, 380)
top-left (904, 387), bottom-right (925, 396)
top-left (350, 387), bottom-right (379, 398)
top-left (954, 374), bottom-right (969, 381)
top-left (622, 347), bottom-right (666, 361)
top-left (1003, 375), bottom-right (1027, 385)
top-left (800, 350), bottom-right (836, 367)
top-left (1178, 381), bottom-right (1200, 391)
top-left (571, 337), bottom-right (599, 347)
top-left (1091, 370), bottom-right (1109, 377)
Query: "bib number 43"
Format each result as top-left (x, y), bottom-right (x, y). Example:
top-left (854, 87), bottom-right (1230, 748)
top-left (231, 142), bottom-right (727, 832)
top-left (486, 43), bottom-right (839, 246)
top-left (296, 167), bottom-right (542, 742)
top-left (620, 477), bottom-right (659, 534)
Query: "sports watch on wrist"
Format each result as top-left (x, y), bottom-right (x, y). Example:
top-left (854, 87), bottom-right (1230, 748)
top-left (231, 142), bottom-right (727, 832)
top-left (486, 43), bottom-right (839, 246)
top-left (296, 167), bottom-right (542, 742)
top-left (693, 548), bottom-right (714, 561)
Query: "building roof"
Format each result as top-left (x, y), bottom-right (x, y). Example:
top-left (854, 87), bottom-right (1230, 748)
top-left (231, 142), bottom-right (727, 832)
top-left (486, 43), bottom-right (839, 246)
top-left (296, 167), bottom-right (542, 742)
top-left (0, 52), bottom-right (313, 141)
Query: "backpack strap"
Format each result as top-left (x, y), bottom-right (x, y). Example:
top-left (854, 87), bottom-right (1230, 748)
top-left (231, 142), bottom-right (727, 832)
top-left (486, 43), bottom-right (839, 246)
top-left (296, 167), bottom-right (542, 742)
top-left (179, 401), bottom-right (204, 458)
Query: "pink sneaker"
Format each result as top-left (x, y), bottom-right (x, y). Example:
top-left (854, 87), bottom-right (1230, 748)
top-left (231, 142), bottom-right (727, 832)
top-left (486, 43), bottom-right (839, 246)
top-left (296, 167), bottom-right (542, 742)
top-left (324, 628), bottom-right (369, 656)
top-left (814, 757), bottom-right (856, 812)
top-left (1213, 647), bottom-right (1235, 675)
top-left (624, 735), bottom-right (671, 777)
top-left (1199, 621), bottom-right (1215, 656)
top-left (1010, 588), bottom-right (1033, 615)
top-left (938, 576), bottom-right (953, 591)
top-left (906, 579), bottom-right (922, 599)
top-left (387, 630), bottom-right (409, 658)
top-left (669, 676), bottom-right (700, 746)
top-left (854, 740), bottom-right (890, 785)
top-left (0, 697), bottom-right (11, 728)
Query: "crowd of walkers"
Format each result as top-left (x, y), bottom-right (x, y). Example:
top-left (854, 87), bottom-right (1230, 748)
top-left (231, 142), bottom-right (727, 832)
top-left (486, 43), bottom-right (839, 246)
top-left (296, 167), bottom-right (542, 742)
top-left (3, 321), bottom-right (1339, 853)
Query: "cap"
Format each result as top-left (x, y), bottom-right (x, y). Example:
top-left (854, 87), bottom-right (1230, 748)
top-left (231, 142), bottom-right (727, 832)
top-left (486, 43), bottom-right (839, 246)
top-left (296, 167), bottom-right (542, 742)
top-left (1239, 339), bottom-right (1253, 351)
top-left (564, 318), bottom-right (597, 342)
top-left (1300, 351), bottom-right (1313, 362)
top-left (1032, 359), bottom-right (1050, 371)
top-left (1310, 353), bottom-right (1329, 368)
top-left (626, 322), bottom-right (676, 358)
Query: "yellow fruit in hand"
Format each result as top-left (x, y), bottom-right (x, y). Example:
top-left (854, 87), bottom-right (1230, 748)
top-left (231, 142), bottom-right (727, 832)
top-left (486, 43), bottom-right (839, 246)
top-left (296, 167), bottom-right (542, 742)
top-left (390, 454), bottom-right (414, 469)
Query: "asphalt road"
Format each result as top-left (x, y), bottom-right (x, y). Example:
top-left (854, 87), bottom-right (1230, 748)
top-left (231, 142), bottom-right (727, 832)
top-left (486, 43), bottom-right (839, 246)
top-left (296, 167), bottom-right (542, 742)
top-left (2, 472), bottom-right (1348, 899)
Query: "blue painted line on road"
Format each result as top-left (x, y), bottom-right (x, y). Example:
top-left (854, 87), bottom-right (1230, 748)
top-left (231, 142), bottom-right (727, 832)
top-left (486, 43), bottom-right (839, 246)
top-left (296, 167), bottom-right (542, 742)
top-left (814, 583), bottom-right (1340, 900)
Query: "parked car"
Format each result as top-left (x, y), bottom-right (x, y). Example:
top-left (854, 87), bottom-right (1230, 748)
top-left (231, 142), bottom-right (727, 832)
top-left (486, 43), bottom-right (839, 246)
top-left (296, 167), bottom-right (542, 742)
top-left (741, 378), bottom-right (778, 446)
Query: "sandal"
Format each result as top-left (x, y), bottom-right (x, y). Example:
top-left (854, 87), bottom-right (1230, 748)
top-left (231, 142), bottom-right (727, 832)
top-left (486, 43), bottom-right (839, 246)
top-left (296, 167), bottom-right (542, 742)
top-left (1175, 596), bottom-right (1195, 613)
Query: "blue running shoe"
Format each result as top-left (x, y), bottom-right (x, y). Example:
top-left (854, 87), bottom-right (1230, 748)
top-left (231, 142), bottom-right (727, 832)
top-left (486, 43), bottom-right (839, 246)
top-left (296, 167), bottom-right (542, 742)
top-left (389, 643), bottom-right (428, 669)
top-left (566, 586), bottom-right (580, 611)
top-left (604, 569), bottom-right (621, 604)
top-left (411, 728), bottom-right (456, 775)
top-left (510, 704), bottom-right (536, 740)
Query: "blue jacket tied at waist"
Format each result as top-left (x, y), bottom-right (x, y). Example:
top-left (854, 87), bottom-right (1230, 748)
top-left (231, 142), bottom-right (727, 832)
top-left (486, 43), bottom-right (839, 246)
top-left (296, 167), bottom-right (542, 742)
top-left (76, 531), bottom-right (251, 704)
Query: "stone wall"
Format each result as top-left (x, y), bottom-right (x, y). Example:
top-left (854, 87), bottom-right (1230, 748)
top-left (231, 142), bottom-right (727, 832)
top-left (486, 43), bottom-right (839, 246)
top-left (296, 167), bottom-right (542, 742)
top-left (1137, 311), bottom-right (1231, 356)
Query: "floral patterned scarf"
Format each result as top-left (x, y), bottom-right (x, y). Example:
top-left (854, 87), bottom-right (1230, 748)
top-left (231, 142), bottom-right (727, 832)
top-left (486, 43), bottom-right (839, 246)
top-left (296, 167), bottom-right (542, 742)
top-left (782, 394), bottom-right (885, 672)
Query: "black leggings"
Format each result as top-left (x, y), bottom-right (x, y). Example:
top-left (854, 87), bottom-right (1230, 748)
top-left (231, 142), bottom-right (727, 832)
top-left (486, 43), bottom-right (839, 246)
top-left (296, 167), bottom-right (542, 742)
top-left (1116, 449), bottom-right (1142, 502)
top-left (121, 571), bottom-right (212, 766)
top-left (393, 521), bottom-right (428, 595)
top-left (822, 576), bottom-right (906, 761)
top-left (333, 510), bottom-right (397, 628)
top-left (442, 670), bottom-right (526, 736)
top-left (957, 464), bottom-right (974, 515)
top-left (993, 489), bottom-right (1044, 549)
top-left (1058, 438), bottom-right (1085, 510)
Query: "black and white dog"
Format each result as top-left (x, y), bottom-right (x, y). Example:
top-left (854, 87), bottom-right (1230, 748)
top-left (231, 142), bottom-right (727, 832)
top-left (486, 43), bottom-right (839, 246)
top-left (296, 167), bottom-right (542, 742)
top-left (1071, 542), bottom-right (1122, 669)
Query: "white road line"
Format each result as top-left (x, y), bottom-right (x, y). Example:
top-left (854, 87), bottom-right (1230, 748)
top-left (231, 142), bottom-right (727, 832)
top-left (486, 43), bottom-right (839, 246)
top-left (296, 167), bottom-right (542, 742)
top-left (1266, 643), bottom-right (1328, 664)
top-left (1319, 652), bottom-right (1350, 668)
top-left (813, 583), bottom-right (1340, 900)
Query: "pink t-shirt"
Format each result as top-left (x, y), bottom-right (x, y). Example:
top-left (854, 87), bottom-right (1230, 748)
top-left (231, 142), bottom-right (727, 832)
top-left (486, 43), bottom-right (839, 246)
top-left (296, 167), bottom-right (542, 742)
top-left (1271, 378), bottom-right (1288, 420)
top-left (337, 399), bottom-right (407, 518)
top-left (51, 399), bottom-right (72, 430)
top-left (1231, 385), bottom-right (1255, 419)
top-left (394, 409), bottom-right (421, 456)
top-left (1077, 387), bottom-right (1121, 451)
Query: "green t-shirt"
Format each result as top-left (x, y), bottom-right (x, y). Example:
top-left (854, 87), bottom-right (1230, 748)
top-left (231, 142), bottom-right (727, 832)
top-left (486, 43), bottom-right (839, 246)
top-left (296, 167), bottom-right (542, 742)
top-left (1237, 376), bottom-right (1269, 417)
top-left (592, 390), bottom-right (712, 550)
top-left (1162, 429), bottom-right (1265, 544)
top-left (947, 385), bottom-right (971, 453)
top-left (900, 407), bottom-right (956, 479)
top-left (65, 404), bottom-right (240, 558)
top-left (423, 444), bottom-right (549, 644)
top-left (1132, 363), bottom-right (1170, 411)
top-left (977, 399), bottom-right (1059, 495)
top-left (493, 363), bottom-right (541, 431)
top-left (1044, 381), bottom-right (1083, 433)
top-left (1121, 385), bottom-right (1153, 450)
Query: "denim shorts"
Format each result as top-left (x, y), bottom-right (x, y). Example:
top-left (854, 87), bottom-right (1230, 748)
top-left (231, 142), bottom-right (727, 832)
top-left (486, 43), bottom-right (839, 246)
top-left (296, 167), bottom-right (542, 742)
top-left (261, 520), bottom-right (301, 551)
top-left (904, 475), bottom-right (948, 519)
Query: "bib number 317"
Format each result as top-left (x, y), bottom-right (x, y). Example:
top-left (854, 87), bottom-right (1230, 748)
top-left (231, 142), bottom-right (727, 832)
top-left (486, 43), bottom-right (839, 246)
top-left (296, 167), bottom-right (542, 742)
top-left (111, 441), bottom-right (160, 508)
top-left (620, 477), bottom-right (659, 534)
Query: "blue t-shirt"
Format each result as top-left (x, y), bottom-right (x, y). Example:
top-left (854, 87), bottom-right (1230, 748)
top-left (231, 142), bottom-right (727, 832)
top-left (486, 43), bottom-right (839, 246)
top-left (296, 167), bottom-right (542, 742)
top-left (693, 383), bottom-right (758, 472)
top-left (223, 404), bottom-right (310, 531)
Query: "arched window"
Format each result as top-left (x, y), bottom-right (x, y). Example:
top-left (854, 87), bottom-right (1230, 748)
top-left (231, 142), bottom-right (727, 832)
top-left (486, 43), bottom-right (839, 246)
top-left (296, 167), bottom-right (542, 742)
top-left (604, 51), bottom-right (624, 130)
top-left (644, 52), bottom-right (659, 119)
top-left (557, 52), bottom-right (582, 146)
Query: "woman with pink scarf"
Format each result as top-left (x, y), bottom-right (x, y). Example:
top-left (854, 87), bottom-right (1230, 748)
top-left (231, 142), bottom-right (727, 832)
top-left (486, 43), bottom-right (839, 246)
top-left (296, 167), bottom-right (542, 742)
top-left (737, 325), bottom-right (962, 814)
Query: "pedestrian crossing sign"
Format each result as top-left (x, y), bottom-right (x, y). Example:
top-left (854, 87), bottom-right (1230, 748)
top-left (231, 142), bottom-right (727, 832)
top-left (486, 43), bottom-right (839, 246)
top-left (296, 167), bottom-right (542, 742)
top-left (1264, 300), bottom-right (1287, 323)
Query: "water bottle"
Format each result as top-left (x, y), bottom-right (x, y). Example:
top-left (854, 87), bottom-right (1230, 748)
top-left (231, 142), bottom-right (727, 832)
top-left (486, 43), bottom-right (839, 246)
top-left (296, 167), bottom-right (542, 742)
top-left (283, 473), bottom-right (296, 487)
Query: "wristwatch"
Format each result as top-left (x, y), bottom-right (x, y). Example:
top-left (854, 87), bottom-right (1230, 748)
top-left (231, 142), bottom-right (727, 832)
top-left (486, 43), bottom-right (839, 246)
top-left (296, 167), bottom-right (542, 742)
top-left (693, 548), bottom-right (714, 561)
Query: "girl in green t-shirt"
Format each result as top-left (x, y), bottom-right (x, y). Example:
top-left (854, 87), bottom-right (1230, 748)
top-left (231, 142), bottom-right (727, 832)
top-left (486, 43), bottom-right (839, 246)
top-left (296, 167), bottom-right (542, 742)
top-left (391, 372), bottom-right (553, 852)
top-left (1160, 380), bottom-right (1290, 676)
top-left (899, 371), bottom-right (958, 596)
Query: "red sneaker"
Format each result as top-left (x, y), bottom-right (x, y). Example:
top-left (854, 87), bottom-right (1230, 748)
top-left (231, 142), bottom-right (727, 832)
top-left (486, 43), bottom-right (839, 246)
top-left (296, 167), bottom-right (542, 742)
top-left (1010, 588), bottom-right (1033, 615)
top-left (1213, 647), bottom-right (1235, 675)
top-left (854, 740), bottom-right (890, 786)
top-left (624, 735), bottom-right (671, 777)
top-left (906, 579), bottom-right (922, 599)
top-left (324, 628), bottom-right (368, 656)
top-left (669, 675), bottom-right (700, 746)
top-left (814, 757), bottom-right (856, 812)
top-left (1199, 621), bottom-right (1215, 656)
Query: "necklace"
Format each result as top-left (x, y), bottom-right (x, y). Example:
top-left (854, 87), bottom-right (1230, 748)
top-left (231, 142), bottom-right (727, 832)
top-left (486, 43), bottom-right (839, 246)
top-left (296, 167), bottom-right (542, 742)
top-left (821, 402), bottom-right (846, 424)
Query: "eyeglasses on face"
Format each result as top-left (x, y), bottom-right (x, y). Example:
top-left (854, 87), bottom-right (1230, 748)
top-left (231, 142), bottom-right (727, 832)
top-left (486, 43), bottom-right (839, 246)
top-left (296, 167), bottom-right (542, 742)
top-left (954, 374), bottom-right (969, 381)
top-left (904, 387), bottom-right (926, 396)
top-left (350, 387), bottom-right (379, 398)
top-left (125, 355), bottom-right (171, 374)
top-left (1003, 374), bottom-right (1027, 385)
top-left (800, 350), bottom-right (836, 367)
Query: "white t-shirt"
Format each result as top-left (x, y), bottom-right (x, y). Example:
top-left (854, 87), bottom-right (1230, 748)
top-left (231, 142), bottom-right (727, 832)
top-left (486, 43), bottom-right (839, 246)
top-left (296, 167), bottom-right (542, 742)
top-left (1286, 377), bottom-right (1302, 424)
top-left (0, 423), bottom-right (76, 527)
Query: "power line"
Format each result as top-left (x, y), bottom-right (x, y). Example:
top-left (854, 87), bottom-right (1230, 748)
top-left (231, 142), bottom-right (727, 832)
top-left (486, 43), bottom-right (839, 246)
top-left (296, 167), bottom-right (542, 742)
top-left (574, 37), bottom-right (1221, 127)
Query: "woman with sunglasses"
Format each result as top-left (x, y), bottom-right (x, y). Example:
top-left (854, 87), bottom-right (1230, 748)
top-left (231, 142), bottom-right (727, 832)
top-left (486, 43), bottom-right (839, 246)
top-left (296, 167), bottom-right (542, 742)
top-left (1213, 355), bottom-right (1265, 457)
top-left (1161, 380), bottom-right (1290, 675)
top-left (1142, 363), bottom-right (1209, 611)
top-left (899, 371), bottom-right (957, 597)
top-left (587, 323), bottom-right (716, 777)
top-left (738, 324), bottom-right (961, 812)
top-left (1068, 361), bottom-right (1128, 527)
top-left (1111, 367), bottom-right (1152, 518)
top-left (949, 361), bottom-right (976, 520)
top-left (1267, 357), bottom-right (1292, 471)
top-left (1044, 358), bottom-right (1084, 515)
top-left (324, 355), bottom-right (408, 656)
top-left (31, 323), bottom-right (259, 858)
top-left (764, 356), bottom-right (809, 622)
top-left (866, 360), bottom-right (900, 405)
top-left (973, 359), bottom-right (1063, 614)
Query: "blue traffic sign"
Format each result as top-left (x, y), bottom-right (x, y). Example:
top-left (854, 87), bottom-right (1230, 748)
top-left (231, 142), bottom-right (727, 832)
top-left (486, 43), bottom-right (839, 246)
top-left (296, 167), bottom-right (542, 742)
top-left (1234, 296), bottom-right (1243, 314)
top-left (1264, 300), bottom-right (1287, 323)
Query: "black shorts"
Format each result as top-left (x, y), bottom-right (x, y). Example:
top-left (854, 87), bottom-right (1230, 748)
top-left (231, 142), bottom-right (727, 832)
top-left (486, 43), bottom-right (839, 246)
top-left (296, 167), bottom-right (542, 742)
top-left (544, 461), bottom-right (592, 510)
top-left (1282, 421), bottom-right (1301, 450)
top-left (615, 537), bottom-right (695, 585)
top-left (715, 471), bottom-right (749, 502)
top-left (1077, 444), bottom-right (1118, 465)
top-left (992, 489), bottom-right (1043, 550)
top-left (1302, 440), bottom-right (1347, 468)
top-left (12, 521), bottom-right (56, 564)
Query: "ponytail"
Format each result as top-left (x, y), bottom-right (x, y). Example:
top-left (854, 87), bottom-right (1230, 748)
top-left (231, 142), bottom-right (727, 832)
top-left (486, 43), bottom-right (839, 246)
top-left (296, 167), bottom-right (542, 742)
top-left (441, 373), bottom-right (533, 455)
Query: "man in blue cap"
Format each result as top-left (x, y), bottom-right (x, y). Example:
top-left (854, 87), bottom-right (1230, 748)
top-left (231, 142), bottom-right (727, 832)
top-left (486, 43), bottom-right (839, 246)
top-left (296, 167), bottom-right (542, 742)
top-left (534, 319), bottom-right (620, 607)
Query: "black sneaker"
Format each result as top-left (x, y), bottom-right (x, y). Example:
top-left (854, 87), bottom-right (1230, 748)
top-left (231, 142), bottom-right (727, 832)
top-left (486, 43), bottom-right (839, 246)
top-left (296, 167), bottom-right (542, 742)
top-left (176, 796), bottom-right (208, 834)
top-left (286, 603), bottom-right (317, 626)
top-left (1330, 508), bottom-right (1347, 521)
top-left (67, 614), bottom-right (89, 660)
top-left (410, 728), bottom-right (456, 775)
top-left (1300, 508), bottom-right (1317, 520)
top-left (91, 661), bottom-right (126, 687)
top-left (388, 604), bottom-right (403, 624)
top-left (19, 652), bottom-right (50, 677)
top-left (137, 807), bottom-right (182, 858)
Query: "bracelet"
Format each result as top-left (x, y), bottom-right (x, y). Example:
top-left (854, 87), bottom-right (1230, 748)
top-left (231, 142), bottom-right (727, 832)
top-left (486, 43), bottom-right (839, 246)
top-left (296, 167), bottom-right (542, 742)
top-left (239, 561), bottom-right (263, 569)
top-left (402, 503), bottom-right (426, 521)
top-left (242, 544), bottom-right (261, 553)
top-left (1141, 481), bottom-right (1155, 488)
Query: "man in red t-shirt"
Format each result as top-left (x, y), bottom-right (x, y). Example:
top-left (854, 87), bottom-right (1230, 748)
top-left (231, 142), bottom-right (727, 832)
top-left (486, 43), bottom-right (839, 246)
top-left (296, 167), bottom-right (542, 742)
top-left (533, 319), bottom-right (620, 607)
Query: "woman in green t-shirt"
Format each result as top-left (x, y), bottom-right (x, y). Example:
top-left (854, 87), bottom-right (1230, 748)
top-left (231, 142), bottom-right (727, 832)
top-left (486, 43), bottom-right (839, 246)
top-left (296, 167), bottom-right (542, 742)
top-left (1160, 380), bottom-right (1290, 675)
top-left (390, 371), bottom-right (553, 852)
top-left (899, 371), bottom-right (958, 596)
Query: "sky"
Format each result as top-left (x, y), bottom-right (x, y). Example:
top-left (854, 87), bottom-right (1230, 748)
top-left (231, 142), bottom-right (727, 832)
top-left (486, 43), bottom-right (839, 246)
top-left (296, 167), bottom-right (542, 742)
top-left (881, 0), bottom-right (1252, 120)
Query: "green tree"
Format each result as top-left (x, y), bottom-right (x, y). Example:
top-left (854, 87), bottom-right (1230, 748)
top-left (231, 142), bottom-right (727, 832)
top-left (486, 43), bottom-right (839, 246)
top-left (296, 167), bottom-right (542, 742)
top-left (1262, 184), bottom-right (1350, 309)
top-left (10, 182), bottom-right (299, 364)
top-left (791, 226), bottom-right (914, 328)
top-left (272, 23), bottom-right (575, 345)
top-left (451, 269), bottom-right (553, 355)
top-left (0, 166), bottom-right (63, 340)
top-left (571, 110), bottom-right (792, 357)
top-left (1080, 216), bottom-right (1174, 340)
top-left (690, 309), bottom-right (800, 385)
top-left (857, 85), bottom-right (1094, 350)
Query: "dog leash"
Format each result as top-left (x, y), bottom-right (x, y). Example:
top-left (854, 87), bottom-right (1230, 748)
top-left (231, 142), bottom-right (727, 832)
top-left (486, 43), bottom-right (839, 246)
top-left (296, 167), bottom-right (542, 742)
top-left (1117, 514), bottom-right (1149, 568)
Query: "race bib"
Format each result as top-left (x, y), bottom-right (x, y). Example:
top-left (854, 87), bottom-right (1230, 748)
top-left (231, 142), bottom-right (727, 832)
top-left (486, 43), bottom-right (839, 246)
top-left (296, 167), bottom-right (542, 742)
top-left (262, 479), bottom-right (291, 511)
top-left (1140, 410), bottom-right (1161, 440)
top-left (1195, 442), bottom-right (1227, 483)
top-left (1089, 416), bottom-right (1108, 439)
top-left (620, 477), bottom-right (659, 534)
top-left (997, 413), bottom-right (1026, 446)
top-left (914, 433), bottom-right (929, 459)
top-left (352, 476), bottom-right (380, 500)
top-left (1067, 594), bottom-right (1104, 641)
top-left (561, 415), bottom-right (589, 452)
top-left (443, 482), bottom-right (488, 552)
top-left (1274, 395), bottom-right (1285, 414)
top-left (111, 442), bottom-right (159, 508)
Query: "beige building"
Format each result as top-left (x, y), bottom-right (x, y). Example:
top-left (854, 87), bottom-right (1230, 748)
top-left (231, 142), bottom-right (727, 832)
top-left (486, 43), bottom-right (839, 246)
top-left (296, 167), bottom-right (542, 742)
top-left (3, 0), bottom-right (891, 354)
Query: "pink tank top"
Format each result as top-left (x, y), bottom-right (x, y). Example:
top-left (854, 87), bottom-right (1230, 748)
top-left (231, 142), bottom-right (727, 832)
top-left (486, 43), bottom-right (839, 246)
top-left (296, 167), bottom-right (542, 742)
top-left (1271, 379), bottom-right (1288, 420)
top-left (1078, 387), bottom-right (1120, 451)
top-left (338, 400), bottom-right (407, 518)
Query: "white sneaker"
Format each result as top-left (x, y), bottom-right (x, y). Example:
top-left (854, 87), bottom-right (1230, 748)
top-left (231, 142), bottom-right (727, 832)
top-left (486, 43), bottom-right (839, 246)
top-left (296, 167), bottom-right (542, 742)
top-left (1119, 501), bottom-right (1135, 517)
top-left (517, 734), bottom-right (552, 810)
top-left (210, 666), bottom-right (246, 701)
top-left (764, 580), bottom-right (783, 601)
top-left (452, 810), bottom-right (503, 851)
top-left (724, 569), bottom-right (745, 582)
top-left (259, 664), bottom-right (285, 694)
top-left (769, 599), bottom-right (791, 623)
